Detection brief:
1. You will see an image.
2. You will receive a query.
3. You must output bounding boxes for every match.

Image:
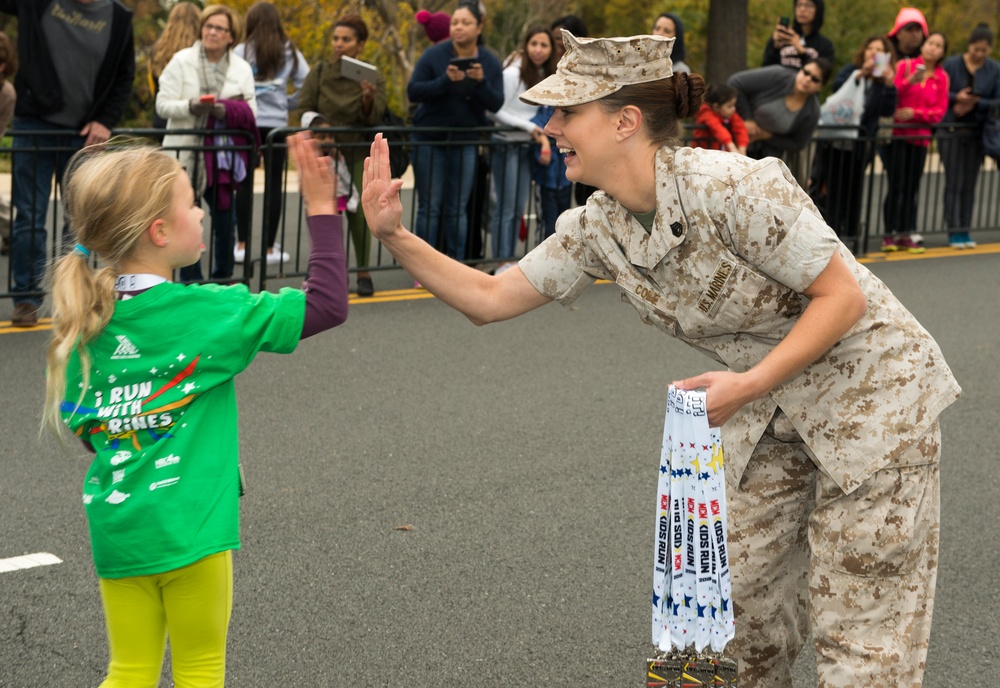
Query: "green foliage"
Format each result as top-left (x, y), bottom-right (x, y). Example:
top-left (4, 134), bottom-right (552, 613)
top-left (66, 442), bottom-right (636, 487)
top-left (34, 0), bottom-right (1000, 128)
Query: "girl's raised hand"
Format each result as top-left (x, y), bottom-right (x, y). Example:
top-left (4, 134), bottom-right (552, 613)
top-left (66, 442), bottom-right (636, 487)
top-left (362, 134), bottom-right (405, 241)
top-left (288, 132), bottom-right (336, 217)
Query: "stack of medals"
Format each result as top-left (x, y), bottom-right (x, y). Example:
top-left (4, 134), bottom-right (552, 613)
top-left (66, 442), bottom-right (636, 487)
top-left (647, 386), bottom-right (737, 687)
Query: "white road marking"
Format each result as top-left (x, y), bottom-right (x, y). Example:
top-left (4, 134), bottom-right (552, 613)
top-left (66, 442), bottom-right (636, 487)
top-left (0, 552), bottom-right (62, 573)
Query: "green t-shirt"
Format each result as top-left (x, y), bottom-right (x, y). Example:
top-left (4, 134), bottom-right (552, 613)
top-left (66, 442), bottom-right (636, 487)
top-left (62, 282), bottom-right (305, 578)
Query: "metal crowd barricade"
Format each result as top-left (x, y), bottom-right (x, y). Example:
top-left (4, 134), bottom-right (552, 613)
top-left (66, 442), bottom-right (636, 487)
top-left (3, 122), bottom-right (999, 305)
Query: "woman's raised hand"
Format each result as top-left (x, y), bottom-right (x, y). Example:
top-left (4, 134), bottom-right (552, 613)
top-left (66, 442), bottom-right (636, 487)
top-left (288, 132), bottom-right (336, 217)
top-left (362, 134), bottom-right (405, 241)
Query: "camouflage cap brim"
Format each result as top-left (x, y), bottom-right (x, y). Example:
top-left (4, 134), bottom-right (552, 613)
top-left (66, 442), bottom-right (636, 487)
top-left (520, 73), bottom-right (622, 107)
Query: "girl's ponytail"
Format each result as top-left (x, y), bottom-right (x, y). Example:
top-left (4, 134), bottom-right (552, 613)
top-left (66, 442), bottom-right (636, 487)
top-left (43, 248), bottom-right (117, 438)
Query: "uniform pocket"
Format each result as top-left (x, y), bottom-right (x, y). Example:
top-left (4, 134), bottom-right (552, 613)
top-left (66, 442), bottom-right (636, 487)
top-left (809, 459), bottom-right (940, 578)
top-left (676, 258), bottom-right (766, 337)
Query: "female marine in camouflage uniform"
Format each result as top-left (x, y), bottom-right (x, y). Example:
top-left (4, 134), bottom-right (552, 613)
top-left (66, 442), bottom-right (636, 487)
top-left (361, 31), bottom-right (960, 688)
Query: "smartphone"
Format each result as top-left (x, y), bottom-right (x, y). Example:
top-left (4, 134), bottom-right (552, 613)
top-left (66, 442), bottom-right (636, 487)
top-left (970, 88), bottom-right (984, 97)
top-left (449, 57), bottom-right (477, 71)
top-left (199, 94), bottom-right (216, 105)
top-left (872, 51), bottom-right (891, 77)
top-left (915, 64), bottom-right (926, 72)
top-left (779, 16), bottom-right (790, 27)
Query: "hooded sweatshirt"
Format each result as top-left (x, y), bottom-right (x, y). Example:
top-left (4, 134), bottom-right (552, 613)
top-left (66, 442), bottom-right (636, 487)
top-left (762, 0), bottom-right (834, 70)
top-left (888, 8), bottom-right (928, 60)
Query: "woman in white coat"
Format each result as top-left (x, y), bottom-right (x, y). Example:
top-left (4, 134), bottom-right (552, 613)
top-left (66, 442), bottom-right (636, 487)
top-left (156, 3), bottom-right (257, 281)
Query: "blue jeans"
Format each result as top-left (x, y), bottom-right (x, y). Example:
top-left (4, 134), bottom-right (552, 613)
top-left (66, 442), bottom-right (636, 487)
top-left (411, 140), bottom-right (477, 260)
top-left (10, 117), bottom-right (86, 306)
top-left (489, 137), bottom-right (531, 261)
top-left (179, 185), bottom-right (234, 282)
top-left (538, 185), bottom-right (572, 242)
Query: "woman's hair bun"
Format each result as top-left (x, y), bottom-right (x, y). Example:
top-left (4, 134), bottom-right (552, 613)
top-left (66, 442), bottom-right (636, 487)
top-left (672, 72), bottom-right (706, 119)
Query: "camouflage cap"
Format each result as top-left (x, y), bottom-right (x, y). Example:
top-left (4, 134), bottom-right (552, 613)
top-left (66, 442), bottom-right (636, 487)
top-left (520, 31), bottom-right (674, 107)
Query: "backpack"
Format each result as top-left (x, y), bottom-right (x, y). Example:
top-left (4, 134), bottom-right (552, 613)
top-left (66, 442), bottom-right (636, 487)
top-left (380, 108), bottom-right (411, 179)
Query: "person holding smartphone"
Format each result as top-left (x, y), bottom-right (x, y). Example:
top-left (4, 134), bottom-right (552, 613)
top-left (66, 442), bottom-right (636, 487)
top-left (157, 4), bottom-right (258, 281)
top-left (939, 24), bottom-right (1000, 248)
top-left (882, 32), bottom-right (949, 253)
top-left (406, 1), bottom-right (503, 264)
top-left (762, 0), bottom-right (834, 71)
top-left (809, 36), bottom-right (896, 241)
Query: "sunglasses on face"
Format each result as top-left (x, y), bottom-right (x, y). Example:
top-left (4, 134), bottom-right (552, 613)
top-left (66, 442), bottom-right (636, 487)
top-left (801, 68), bottom-right (822, 84)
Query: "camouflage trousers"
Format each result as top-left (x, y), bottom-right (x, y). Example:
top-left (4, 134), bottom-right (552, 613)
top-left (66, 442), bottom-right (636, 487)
top-left (726, 419), bottom-right (941, 687)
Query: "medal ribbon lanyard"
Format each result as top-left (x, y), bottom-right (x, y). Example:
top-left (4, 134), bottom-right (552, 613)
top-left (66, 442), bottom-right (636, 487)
top-left (651, 386), bottom-right (735, 654)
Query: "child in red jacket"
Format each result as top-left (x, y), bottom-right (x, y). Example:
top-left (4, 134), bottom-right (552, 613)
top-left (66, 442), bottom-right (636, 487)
top-left (693, 84), bottom-right (749, 154)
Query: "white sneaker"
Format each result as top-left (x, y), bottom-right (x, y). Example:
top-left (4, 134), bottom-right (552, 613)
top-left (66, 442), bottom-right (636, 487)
top-left (266, 248), bottom-right (290, 264)
top-left (233, 245), bottom-right (246, 263)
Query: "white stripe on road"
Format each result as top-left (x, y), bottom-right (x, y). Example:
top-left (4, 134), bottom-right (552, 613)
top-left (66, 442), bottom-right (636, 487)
top-left (0, 552), bottom-right (62, 573)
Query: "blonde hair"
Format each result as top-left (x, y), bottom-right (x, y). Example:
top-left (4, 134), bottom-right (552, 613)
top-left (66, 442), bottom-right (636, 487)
top-left (201, 4), bottom-right (244, 46)
top-left (150, 2), bottom-right (201, 78)
top-left (43, 143), bottom-right (185, 439)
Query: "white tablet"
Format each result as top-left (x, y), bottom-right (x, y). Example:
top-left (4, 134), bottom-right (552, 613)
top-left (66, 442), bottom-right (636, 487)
top-left (341, 55), bottom-right (379, 83)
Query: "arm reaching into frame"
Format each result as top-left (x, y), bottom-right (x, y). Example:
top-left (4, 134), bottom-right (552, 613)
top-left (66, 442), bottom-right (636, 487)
top-left (362, 134), bottom-right (551, 325)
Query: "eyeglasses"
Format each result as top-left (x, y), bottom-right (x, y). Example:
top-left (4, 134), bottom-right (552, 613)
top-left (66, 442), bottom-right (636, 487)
top-left (203, 23), bottom-right (231, 34)
top-left (801, 68), bottom-right (822, 84)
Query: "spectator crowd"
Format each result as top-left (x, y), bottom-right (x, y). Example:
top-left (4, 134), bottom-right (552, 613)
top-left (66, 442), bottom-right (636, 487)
top-left (3, 1), bottom-right (1000, 328)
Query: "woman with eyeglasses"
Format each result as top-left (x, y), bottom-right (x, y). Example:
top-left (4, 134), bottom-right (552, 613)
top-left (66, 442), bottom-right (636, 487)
top-left (728, 58), bottom-right (832, 161)
top-left (157, 4), bottom-right (258, 281)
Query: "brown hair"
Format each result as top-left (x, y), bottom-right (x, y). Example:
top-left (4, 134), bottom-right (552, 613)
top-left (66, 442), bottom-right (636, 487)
top-left (852, 35), bottom-right (892, 69)
top-left (44, 144), bottom-right (185, 438)
top-left (201, 4), bottom-right (243, 47)
top-left (334, 14), bottom-right (369, 44)
top-left (244, 1), bottom-right (298, 81)
top-left (599, 72), bottom-right (706, 147)
top-left (150, 2), bottom-right (200, 78)
top-left (0, 30), bottom-right (18, 81)
top-left (517, 26), bottom-right (556, 90)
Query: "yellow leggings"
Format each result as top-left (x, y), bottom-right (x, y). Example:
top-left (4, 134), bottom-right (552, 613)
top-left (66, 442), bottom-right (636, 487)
top-left (98, 550), bottom-right (233, 688)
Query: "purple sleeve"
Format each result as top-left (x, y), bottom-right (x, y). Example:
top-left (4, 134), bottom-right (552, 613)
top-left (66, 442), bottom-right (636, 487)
top-left (301, 214), bottom-right (349, 339)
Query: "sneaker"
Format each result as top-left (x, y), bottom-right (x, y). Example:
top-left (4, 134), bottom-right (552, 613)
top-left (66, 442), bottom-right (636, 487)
top-left (963, 232), bottom-right (977, 249)
top-left (948, 233), bottom-right (966, 249)
top-left (881, 236), bottom-right (898, 252)
top-left (11, 302), bottom-right (39, 327)
top-left (266, 246), bottom-right (290, 264)
top-left (356, 276), bottom-right (374, 297)
top-left (413, 280), bottom-right (422, 289)
top-left (897, 235), bottom-right (925, 254)
top-left (233, 245), bottom-right (246, 263)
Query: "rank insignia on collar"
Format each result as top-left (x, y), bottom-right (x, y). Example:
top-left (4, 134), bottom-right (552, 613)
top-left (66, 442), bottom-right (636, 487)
top-left (670, 221), bottom-right (684, 237)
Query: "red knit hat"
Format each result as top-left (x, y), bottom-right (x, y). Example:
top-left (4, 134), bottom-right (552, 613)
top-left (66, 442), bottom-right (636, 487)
top-left (416, 9), bottom-right (450, 43)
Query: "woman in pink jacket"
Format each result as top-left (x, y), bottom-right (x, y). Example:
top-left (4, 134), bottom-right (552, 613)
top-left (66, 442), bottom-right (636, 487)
top-left (881, 31), bottom-right (949, 253)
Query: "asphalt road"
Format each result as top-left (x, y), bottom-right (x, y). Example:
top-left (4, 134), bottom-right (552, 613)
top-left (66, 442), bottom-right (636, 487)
top-left (1, 248), bottom-right (998, 687)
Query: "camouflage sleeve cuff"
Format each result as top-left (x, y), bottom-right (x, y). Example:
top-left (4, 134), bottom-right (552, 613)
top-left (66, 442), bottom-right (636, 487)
top-left (518, 214), bottom-right (598, 306)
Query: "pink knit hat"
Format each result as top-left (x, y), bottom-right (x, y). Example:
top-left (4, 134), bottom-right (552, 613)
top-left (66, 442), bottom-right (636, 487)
top-left (416, 9), bottom-right (450, 43)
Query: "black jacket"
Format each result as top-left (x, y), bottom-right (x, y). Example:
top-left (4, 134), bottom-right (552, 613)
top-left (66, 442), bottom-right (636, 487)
top-left (0, 0), bottom-right (135, 128)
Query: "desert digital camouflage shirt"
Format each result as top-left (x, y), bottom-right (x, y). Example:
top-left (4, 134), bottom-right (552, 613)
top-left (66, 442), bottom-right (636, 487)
top-left (519, 146), bottom-right (960, 494)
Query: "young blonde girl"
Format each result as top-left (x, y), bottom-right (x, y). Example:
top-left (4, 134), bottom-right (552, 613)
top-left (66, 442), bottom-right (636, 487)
top-left (43, 132), bottom-right (347, 687)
